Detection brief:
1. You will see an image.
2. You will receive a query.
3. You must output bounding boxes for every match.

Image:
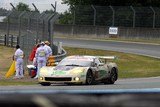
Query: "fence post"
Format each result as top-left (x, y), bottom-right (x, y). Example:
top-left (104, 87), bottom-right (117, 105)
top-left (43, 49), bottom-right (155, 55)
top-left (72, 9), bottom-right (76, 36)
top-left (109, 6), bottom-right (115, 26)
top-left (11, 35), bottom-right (13, 47)
top-left (130, 6), bottom-right (136, 28)
top-left (6, 13), bottom-right (11, 46)
top-left (18, 11), bottom-right (26, 45)
top-left (91, 5), bottom-right (96, 26)
top-left (4, 34), bottom-right (6, 46)
top-left (150, 6), bottom-right (155, 28)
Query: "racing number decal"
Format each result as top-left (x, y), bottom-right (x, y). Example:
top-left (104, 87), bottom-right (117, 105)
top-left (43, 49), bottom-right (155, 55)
top-left (52, 71), bottom-right (66, 75)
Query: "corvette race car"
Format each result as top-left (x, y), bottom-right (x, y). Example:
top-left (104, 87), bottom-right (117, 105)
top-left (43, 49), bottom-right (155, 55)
top-left (38, 55), bottom-right (118, 86)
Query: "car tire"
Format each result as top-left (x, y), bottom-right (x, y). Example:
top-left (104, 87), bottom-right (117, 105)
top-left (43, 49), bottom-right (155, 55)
top-left (85, 70), bottom-right (94, 85)
top-left (40, 82), bottom-right (51, 86)
top-left (104, 68), bottom-right (117, 84)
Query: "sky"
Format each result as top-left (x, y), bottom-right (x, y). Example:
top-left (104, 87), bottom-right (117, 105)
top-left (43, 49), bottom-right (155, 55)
top-left (0, 0), bottom-right (69, 13)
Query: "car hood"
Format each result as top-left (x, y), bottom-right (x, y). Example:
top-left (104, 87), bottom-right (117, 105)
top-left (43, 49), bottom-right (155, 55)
top-left (54, 65), bottom-right (77, 71)
top-left (53, 65), bottom-right (86, 75)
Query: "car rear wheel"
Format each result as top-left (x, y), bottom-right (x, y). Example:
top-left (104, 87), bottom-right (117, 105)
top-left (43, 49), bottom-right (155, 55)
top-left (85, 70), bottom-right (94, 85)
top-left (104, 68), bottom-right (117, 84)
top-left (40, 82), bottom-right (51, 86)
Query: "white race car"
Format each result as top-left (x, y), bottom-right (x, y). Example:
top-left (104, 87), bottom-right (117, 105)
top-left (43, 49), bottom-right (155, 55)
top-left (38, 55), bottom-right (118, 86)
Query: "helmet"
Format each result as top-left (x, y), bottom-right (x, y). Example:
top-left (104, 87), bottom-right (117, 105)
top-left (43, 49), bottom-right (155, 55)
top-left (44, 41), bottom-right (50, 45)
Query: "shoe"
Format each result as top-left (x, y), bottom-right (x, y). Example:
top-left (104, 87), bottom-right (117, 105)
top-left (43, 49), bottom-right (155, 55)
top-left (19, 76), bottom-right (24, 79)
top-left (13, 76), bottom-right (20, 79)
top-left (34, 75), bottom-right (38, 79)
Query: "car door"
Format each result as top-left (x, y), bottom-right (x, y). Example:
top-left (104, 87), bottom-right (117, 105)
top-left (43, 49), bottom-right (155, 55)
top-left (96, 58), bottom-right (109, 79)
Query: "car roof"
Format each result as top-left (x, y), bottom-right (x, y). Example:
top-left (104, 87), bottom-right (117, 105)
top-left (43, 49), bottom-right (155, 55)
top-left (66, 55), bottom-right (97, 61)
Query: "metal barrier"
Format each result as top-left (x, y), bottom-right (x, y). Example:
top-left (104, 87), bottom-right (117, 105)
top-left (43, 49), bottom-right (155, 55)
top-left (0, 35), bottom-right (17, 47)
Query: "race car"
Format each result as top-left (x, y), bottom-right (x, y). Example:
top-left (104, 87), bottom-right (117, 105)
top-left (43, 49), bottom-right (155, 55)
top-left (38, 55), bottom-right (118, 86)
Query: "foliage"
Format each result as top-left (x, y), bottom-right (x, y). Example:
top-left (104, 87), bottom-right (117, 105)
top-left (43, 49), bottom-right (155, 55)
top-left (60, 0), bottom-right (160, 26)
top-left (43, 9), bottom-right (54, 14)
top-left (58, 11), bottom-right (74, 24)
top-left (15, 2), bottom-right (31, 11)
top-left (62, 0), bottom-right (160, 7)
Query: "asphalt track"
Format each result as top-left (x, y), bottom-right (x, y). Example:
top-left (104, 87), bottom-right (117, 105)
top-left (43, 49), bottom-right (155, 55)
top-left (1, 77), bottom-right (160, 93)
top-left (53, 38), bottom-right (160, 59)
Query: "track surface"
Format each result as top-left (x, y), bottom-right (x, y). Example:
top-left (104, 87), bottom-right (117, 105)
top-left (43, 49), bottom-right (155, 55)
top-left (53, 38), bottom-right (160, 58)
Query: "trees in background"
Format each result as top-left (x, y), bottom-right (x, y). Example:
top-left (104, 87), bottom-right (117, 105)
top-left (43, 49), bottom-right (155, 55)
top-left (62, 0), bottom-right (160, 7)
top-left (59, 0), bottom-right (160, 25)
top-left (15, 2), bottom-right (31, 11)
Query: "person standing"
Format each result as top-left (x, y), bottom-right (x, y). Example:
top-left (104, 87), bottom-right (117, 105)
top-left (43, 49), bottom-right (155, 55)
top-left (34, 42), bottom-right (48, 79)
top-left (14, 45), bottom-right (24, 79)
top-left (44, 41), bottom-right (52, 56)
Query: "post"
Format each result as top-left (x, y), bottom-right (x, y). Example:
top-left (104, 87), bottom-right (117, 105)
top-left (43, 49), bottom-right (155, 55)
top-left (4, 34), bottom-right (6, 46)
top-left (109, 6), bottom-right (115, 26)
top-left (48, 2), bottom-right (57, 47)
top-left (6, 11), bottom-right (13, 46)
top-left (11, 35), bottom-right (13, 47)
top-left (51, 1), bottom-right (57, 12)
top-left (130, 6), bottom-right (136, 28)
top-left (18, 11), bottom-right (26, 45)
top-left (10, 3), bottom-right (16, 10)
top-left (91, 5), bottom-right (96, 26)
top-left (150, 6), bottom-right (155, 28)
top-left (32, 3), bottom-right (39, 12)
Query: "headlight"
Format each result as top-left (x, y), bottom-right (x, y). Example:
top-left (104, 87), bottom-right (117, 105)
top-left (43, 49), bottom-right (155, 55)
top-left (74, 77), bottom-right (80, 81)
top-left (39, 77), bottom-right (44, 80)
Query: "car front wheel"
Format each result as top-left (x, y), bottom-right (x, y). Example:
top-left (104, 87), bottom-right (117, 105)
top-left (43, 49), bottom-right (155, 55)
top-left (85, 70), bottom-right (94, 85)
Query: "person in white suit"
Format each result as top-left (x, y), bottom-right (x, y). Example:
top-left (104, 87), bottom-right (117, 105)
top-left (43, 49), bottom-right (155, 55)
top-left (14, 45), bottom-right (24, 79)
top-left (44, 41), bottom-right (52, 56)
top-left (34, 42), bottom-right (48, 79)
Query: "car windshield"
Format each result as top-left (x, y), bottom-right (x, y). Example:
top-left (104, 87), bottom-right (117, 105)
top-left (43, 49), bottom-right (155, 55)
top-left (58, 58), bottom-right (92, 67)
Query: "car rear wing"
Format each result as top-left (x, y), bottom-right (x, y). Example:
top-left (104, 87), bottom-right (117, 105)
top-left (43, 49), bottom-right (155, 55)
top-left (98, 56), bottom-right (117, 63)
top-left (98, 56), bottom-right (117, 60)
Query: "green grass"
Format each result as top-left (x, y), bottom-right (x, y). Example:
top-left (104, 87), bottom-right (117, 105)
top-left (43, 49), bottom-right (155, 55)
top-left (0, 78), bottom-right (38, 85)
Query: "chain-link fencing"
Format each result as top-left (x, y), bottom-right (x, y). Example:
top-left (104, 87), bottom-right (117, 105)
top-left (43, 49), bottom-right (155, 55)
top-left (73, 5), bottom-right (160, 28)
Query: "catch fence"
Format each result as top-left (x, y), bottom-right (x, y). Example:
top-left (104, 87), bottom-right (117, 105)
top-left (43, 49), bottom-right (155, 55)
top-left (72, 6), bottom-right (160, 28)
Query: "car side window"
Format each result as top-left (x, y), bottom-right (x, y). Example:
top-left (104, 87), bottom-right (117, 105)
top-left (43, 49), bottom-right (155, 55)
top-left (95, 58), bottom-right (100, 65)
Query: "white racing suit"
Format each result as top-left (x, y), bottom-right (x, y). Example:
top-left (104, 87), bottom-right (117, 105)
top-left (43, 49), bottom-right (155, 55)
top-left (14, 48), bottom-right (24, 78)
top-left (35, 45), bottom-right (48, 78)
top-left (44, 44), bottom-right (52, 56)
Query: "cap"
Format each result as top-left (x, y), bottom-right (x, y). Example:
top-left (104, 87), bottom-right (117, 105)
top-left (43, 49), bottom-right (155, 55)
top-left (44, 41), bottom-right (50, 45)
top-left (40, 42), bottom-right (45, 45)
